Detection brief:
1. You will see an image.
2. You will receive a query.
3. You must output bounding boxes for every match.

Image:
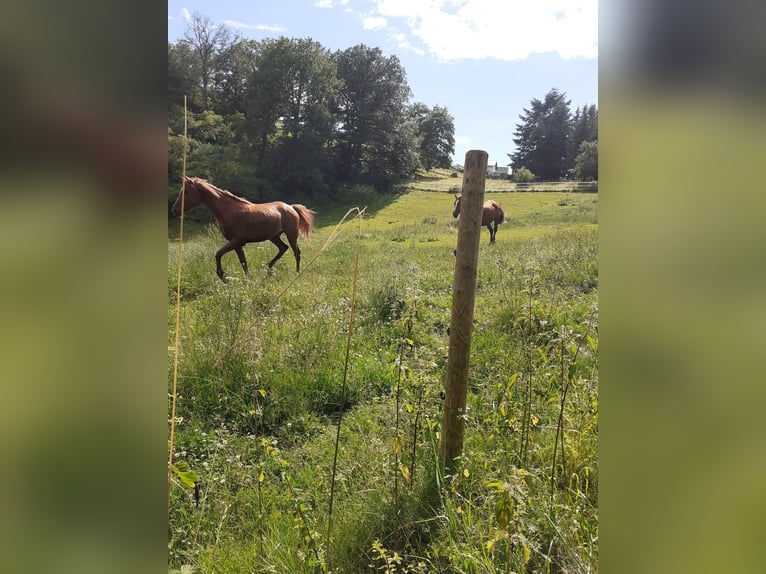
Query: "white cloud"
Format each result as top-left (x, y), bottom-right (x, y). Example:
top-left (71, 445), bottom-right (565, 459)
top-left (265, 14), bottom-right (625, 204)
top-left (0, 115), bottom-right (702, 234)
top-left (316, 0), bottom-right (350, 8)
top-left (370, 0), bottom-right (597, 61)
top-left (182, 8), bottom-right (191, 23)
top-left (223, 20), bottom-right (286, 32)
top-left (363, 16), bottom-right (388, 30)
top-left (392, 32), bottom-right (425, 56)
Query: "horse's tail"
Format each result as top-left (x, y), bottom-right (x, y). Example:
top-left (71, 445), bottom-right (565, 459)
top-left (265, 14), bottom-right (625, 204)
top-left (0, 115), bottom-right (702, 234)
top-left (292, 204), bottom-right (316, 238)
top-left (491, 201), bottom-right (506, 224)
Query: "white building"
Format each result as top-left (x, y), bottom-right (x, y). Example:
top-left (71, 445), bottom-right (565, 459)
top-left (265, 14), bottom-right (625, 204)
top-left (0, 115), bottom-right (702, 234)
top-left (487, 161), bottom-right (509, 178)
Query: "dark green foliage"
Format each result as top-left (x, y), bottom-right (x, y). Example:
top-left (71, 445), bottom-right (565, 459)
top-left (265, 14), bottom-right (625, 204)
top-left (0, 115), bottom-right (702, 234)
top-left (573, 140), bottom-right (599, 181)
top-left (242, 37), bottom-right (340, 199)
top-left (510, 88), bottom-right (572, 181)
top-left (569, 104), bottom-right (598, 169)
top-left (409, 103), bottom-right (456, 171)
top-left (168, 41), bottom-right (198, 110)
top-left (509, 89), bottom-right (598, 182)
top-left (168, 24), bottom-right (456, 202)
top-left (332, 45), bottom-right (419, 188)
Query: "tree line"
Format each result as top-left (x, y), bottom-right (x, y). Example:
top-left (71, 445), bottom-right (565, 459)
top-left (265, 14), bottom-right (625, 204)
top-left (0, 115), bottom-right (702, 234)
top-left (168, 13), bottom-right (597, 203)
top-left (168, 13), bottom-right (456, 202)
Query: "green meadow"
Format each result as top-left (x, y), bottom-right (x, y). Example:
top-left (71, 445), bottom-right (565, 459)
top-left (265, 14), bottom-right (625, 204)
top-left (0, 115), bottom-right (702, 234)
top-left (168, 181), bottom-right (598, 573)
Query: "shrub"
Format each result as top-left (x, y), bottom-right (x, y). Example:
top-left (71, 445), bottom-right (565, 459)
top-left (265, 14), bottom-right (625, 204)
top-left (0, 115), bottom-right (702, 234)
top-left (513, 167), bottom-right (537, 183)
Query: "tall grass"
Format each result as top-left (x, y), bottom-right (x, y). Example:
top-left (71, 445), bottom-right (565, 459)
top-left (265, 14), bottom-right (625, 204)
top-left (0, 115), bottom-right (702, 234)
top-left (168, 188), bottom-right (597, 572)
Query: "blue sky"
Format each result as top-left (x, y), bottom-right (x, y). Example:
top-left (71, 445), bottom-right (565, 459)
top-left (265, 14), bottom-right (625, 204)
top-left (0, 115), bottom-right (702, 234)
top-left (168, 0), bottom-right (598, 167)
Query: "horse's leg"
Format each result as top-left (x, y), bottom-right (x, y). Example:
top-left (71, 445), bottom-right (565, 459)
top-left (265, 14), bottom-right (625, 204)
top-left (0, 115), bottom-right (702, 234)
top-left (285, 230), bottom-right (302, 273)
top-left (491, 220), bottom-right (498, 243)
top-left (486, 224), bottom-right (495, 244)
top-left (234, 246), bottom-right (249, 275)
top-left (267, 236), bottom-right (289, 272)
top-left (215, 239), bottom-right (244, 283)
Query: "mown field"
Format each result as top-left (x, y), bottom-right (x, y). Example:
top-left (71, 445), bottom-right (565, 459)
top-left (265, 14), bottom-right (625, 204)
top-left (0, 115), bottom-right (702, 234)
top-left (168, 182), bottom-right (598, 573)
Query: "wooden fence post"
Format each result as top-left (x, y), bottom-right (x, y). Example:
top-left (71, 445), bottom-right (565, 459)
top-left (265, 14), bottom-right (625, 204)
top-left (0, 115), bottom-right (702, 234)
top-left (440, 149), bottom-right (487, 468)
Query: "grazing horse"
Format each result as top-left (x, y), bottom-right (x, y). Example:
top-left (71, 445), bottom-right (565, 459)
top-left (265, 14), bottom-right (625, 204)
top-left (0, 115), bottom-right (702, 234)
top-left (452, 195), bottom-right (506, 243)
top-left (172, 176), bottom-right (315, 282)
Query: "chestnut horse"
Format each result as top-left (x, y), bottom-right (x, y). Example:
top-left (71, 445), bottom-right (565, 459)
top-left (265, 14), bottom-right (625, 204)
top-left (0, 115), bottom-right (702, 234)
top-left (172, 176), bottom-right (315, 282)
top-left (452, 195), bottom-right (506, 243)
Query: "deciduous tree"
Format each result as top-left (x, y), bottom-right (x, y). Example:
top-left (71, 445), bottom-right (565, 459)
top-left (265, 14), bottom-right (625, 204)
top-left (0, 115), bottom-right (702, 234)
top-left (182, 12), bottom-right (234, 111)
top-left (333, 45), bottom-right (415, 187)
top-left (213, 39), bottom-right (260, 116)
top-left (410, 103), bottom-right (455, 171)
top-left (244, 37), bottom-right (339, 197)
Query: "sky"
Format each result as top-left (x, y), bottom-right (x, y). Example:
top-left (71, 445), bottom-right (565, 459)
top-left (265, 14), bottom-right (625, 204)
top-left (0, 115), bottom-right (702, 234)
top-left (168, 0), bottom-right (598, 167)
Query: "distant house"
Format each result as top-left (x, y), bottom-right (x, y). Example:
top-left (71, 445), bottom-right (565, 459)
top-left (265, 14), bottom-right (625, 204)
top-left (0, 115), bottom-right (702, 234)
top-left (487, 161), bottom-right (509, 178)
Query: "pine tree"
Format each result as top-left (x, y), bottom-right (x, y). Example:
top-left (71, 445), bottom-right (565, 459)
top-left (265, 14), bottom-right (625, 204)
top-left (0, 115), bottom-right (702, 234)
top-left (567, 103), bottom-right (598, 176)
top-left (509, 89), bottom-right (571, 181)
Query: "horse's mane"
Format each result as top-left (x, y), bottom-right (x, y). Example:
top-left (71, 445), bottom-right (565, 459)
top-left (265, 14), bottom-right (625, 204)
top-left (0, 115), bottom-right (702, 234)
top-left (192, 177), bottom-right (251, 204)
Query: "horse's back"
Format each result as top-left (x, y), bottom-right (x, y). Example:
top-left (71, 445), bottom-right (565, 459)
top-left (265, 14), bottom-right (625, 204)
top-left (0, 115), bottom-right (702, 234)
top-left (224, 202), bottom-right (286, 241)
top-left (243, 201), bottom-right (297, 221)
top-left (223, 200), bottom-right (312, 242)
top-left (480, 200), bottom-right (502, 225)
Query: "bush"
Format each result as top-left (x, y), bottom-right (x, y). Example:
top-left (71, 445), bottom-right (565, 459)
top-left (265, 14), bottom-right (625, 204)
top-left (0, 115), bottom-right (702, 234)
top-left (512, 166), bottom-right (537, 183)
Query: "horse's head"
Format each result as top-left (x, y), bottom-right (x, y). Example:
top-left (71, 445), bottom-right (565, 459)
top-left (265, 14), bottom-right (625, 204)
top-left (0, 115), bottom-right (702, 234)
top-left (452, 195), bottom-right (461, 218)
top-left (172, 176), bottom-right (204, 216)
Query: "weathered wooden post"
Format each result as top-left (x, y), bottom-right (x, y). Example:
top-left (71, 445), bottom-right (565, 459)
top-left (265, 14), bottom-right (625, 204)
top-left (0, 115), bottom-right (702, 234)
top-left (440, 149), bottom-right (487, 468)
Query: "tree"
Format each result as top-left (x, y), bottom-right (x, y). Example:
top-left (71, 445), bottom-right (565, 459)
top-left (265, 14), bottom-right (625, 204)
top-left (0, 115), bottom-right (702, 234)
top-left (369, 117), bottom-right (420, 189)
top-left (572, 140), bottom-right (598, 181)
top-left (244, 37), bottom-right (339, 198)
top-left (182, 12), bottom-right (234, 111)
top-left (246, 38), bottom-right (338, 143)
top-left (332, 45), bottom-right (415, 187)
top-left (410, 103), bottom-right (455, 171)
top-left (168, 18), bottom-right (454, 197)
top-left (168, 42), bottom-right (198, 111)
top-left (509, 88), bottom-right (572, 181)
top-left (568, 103), bottom-right (598, 172)
top-left (213, 39), bottom-right (260, 116)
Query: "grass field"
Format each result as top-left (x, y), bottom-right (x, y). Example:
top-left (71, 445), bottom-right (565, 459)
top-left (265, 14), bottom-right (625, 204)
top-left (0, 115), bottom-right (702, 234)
top-left (405, 169), bottom-right (597, 194)
top-left (168, 181), bottom-right (598, 573)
